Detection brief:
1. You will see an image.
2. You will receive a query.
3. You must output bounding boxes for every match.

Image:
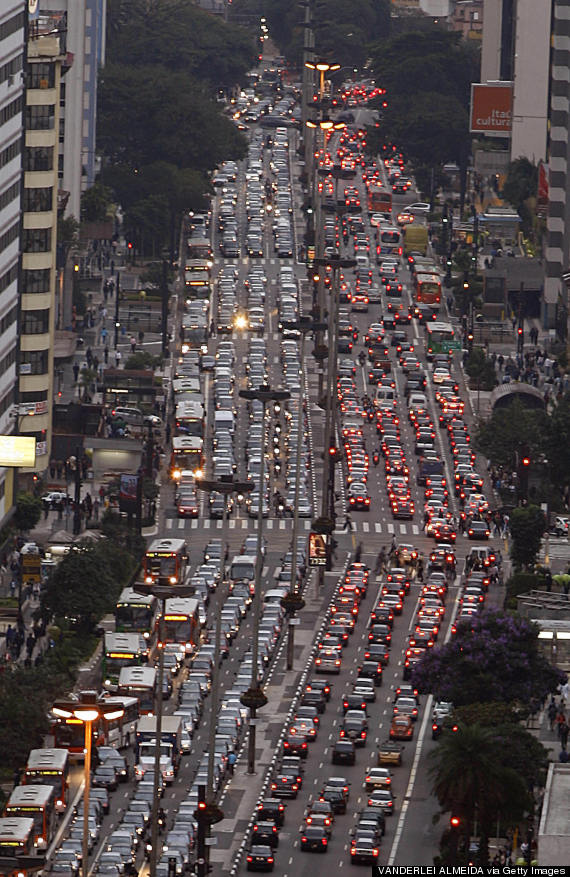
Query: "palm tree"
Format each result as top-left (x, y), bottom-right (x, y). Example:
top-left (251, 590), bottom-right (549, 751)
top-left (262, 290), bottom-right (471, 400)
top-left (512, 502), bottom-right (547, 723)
top-left (429, 722), bottom-right (529, 863)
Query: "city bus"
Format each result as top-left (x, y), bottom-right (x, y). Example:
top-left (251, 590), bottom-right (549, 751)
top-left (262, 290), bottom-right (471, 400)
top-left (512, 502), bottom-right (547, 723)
top-left (0, 816), bottom-right (35, 863)
top-left (376, 226), bottom-right (402, 258)
top-left (367, 184), bottom-right (392, 214)
top-left (51, 715), bottom-right (88, 761)
top-left (175, 399), bottom-right (205, 438)
top-left (184, 263), bottom-right (211, 301)
top-left (100, 695), bottom-right (139, 749)
top-left (160, 596), bottom-right (200, 656)
top-left (181, 315), bottom-right (209, 352)
top-left (103, 632), bottom-right (148, 691)
top-left (170, 436), bottom-right (204, 481)
top-left (187, 235), bottom-right (213, 263)
top-left (144, 538), bottom-right (189, 587)
top-left (4, 786), bottom-right (56, 851)
top-left (115, 587), bottom-right (159, 641)
top-left (426, 321), bottom-right (456, 358)
top-left (118, 666), bottom-right (157, 716)
top-left (23, 750), bottom-right (69, 814)
top-left (415, 272), bottom-right (442, 307)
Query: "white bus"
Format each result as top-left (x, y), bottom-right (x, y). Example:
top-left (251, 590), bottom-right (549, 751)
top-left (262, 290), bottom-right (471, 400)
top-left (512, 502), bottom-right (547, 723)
top-left (118, 666), bottom-right (157, 716)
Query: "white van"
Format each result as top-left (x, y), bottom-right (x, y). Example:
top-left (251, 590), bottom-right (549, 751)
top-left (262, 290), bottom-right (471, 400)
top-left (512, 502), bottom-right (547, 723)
top-left (408, 392), bottom-right (427, 409)
top-left (375, 387), bottom-right (396, 406)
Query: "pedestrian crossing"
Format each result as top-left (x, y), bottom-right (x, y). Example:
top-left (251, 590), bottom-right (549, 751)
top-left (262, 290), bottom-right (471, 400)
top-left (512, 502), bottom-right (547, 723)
top-left (164, 515), bottom-right (420, 536)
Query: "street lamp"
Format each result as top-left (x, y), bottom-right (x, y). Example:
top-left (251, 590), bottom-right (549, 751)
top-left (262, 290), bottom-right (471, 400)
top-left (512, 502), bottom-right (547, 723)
top-left (134, 582), bottom-right (194, 877)
top-left (305, 60), bottom-right (341, 102)
top-left (279, 318), bottom-right (326, 669)
top-left (52, 692), bottom-right (124, 877)
top-left (239, 385), bottom-right (290, 774)
top-left (194, 474), bottom-right (253, 877)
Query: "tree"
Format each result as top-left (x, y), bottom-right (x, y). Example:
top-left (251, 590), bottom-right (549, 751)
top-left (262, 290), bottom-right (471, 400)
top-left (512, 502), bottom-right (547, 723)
top-left (41, 543), bottom-right (128, 632)
top-left (475, 399), bottom-right (547, 472)
top-left (501, 157), bottom-right (537, 233)
top-left (509, 504), bottom-right (546, 570)
top-left (430, 722), bottom-right (529, 864)
top-left (79, 367), bottom-right (98, 401)
top-left (14, 494), bottom-right (42, 532)
top-left (544, 396), bottom-right (570, 493)
top-left (124, 352), bottom-right (158, 370)
top-left (80, 182), bottom-right (114, 223)
top-left (412, 609), bottom-right (563, 707)
top-left (465, 348), bottom-right (497, 391)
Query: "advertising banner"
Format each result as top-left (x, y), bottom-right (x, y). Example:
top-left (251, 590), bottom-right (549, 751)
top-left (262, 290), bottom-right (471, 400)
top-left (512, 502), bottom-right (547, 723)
top-left (308, 531), bottom-right (327, 566)
top-left (470, 83), bottom-right (513, 135)
top-left (119, 473), bottom-right (139, 515)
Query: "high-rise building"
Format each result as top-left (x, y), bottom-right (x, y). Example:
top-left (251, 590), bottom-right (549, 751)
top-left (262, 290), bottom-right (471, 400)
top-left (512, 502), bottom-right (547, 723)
top-left (0, 2), bottom-right (25, 522)
top-left (43, 0), bottom-right (107, 221)
top-left (19, 13), bottom-right (69, 474)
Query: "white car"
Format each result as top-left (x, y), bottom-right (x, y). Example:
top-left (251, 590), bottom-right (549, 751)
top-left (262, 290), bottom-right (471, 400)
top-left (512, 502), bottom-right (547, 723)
top-left (551, 516), bottom-right (570, 537)
top-left (402, 202), bottom-right (430, 214)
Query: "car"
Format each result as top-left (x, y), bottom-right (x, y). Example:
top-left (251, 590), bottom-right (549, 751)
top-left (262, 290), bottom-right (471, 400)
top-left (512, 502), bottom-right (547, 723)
top-left (257, 799), bottom-right (286, 828)
top-left (467, 519), bottom-right (491, 540)
top-left (304, 812), bottom-right (332, 838)
top-left (300, 826), bottom-right (329, 853)
top-left (319, 785), bottom-right (348, 814)
top-left (251, 821), bottom-right (279, 849)
top-left (42, 491), bottom-right (68, 508)
top-left (357, 660), bottom-right (383, 686)
top-left (270, 773), bottom-right (299, 798)
top-left (283, 734), bottom-right (308, 758)
top-left (393, 696), bottom-right (419, 721)
top-left (332, 738), bottom-right (356, 765)
top-left (365, 767), bottom-right (392, 792)
top-left (92, 765), bottom-right (118, 791)
top-left (350, 837), bottom-right (381, 865)
top-left (246, 845), bottom-right (275, 871)
top-left (367, 788), bottom-right (395, 814)
top-left (340, 714), bottom-right (368, 746)
top-left (389, 715), bottom-right (414, 740)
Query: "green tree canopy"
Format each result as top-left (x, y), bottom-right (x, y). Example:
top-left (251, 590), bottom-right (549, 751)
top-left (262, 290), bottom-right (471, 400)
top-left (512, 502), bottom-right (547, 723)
top-left (501, 157), bottom-right (537, 212)
top-left (14, 494), bottom-right (42, 532)
top-left (544, 396), bottom-right (570, 491)
top-left (41, 542), bottom-right (134, 632)
top-left (509, 504), bottom-right (546, 570)
top-left (475, 399), bottom-right (547, 472)
top-left (80, 182), bottom-right (114, 223)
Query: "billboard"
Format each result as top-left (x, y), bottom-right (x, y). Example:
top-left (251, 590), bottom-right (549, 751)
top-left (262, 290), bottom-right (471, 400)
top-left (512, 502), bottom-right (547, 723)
top-left (470, 83), bottom-right (513, 135)
top-left (0, 436), bottom-right (36, 468)
top-left (308, 531), bottom-right (327, 566)
top-left (119, 473), bottom-right (140, 515)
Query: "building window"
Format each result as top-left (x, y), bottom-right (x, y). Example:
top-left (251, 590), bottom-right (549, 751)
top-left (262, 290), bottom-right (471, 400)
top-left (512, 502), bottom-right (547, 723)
top-left (23, 227), bottom-right (51, 253)
top-left (0, 222), bottom-right (19, 253)
top-left (0, 263), bottom-right (17, 294)
top-left (21, 309), bottom-right (50, 335)
top-left (21, 268), bottom-right (51, 294)
top-left (0, 388), bottom-right (15, 420)
top-left (0, 96), bottom-right (22, 126)
top-left (25, 104), bottom-right (55, 131)
top-left (0, 139), bottom-right (21, 170)
top-left (20, 350), bottom-right (48, 375)
top-left (0, 347), bottom-right (16, 376)
top-left (28, 63), bottom-right (55, 90)
top-left (0, 11), bottom-right (25, 42)
top-left (0, 305), bottom-right (17, 335)
top-left (20, 389), bottom-right (48, 404)
top-left (0, 52), bottom-right (23, 87)
top-left (24, 146), bottom-right (53, 172)
top-left (0, 180), bottom-right (19, 212)
top-left (23, 186), bottom-right (53, 212)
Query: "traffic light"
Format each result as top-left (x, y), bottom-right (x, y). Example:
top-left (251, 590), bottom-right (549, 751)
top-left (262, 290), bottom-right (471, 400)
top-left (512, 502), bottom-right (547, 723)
top-left (450, 816), bottom-right (461, 828)
top-left (522, 455), bottom-right (530, 468)
top-left (517, 326), bottom-right (523, 336)
top-left (329, 446), bottom-right (341, 463)
top-left (127, 241), bottom-right (133, 251)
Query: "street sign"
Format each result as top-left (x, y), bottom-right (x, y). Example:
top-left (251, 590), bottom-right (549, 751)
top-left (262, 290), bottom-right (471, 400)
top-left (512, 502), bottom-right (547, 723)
top-left (441, 340), bottom-right (462, 353)
top-left (308, 531), bottom-right (327, 566)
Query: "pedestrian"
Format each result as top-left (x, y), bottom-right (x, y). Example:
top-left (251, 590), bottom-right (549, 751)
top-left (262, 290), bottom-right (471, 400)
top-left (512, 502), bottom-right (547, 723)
top-left (101, 326), bottom-right (108, 345)
top-left (559, 748), bottom-right (569, 762)
top-left (342, 514), bottom-right (353, 532)
top-left (374, 548), bottom-right (386, 576)
top-left (354, 542), bottom-right (362, 563)
top-left (138, 330), bottom-right (144, 345)
top-left (389, 535), bottom-right (397, 557)
top-left (86, 347), bottom-right (93, 368)
top-left (417, 555), bottom-right (424, 583)
top-left (228, 751), bottom-right (236, 775)
top-left (104, 345), bottom-right (109, 365)
top-left (561, 721), bottom-right (569, 749)
top-left (115, 350), bottom-right (122, 368)
top-left (73, 363), bottom-right (80, 383)
top-left (556, 710), bottom-right (566, 738)
top-left (93, 498), bottom-right (100, 522)
top-left (130, 336), bottom-right (136, 353)
top-left (210, 319), bottom-right (216, 338)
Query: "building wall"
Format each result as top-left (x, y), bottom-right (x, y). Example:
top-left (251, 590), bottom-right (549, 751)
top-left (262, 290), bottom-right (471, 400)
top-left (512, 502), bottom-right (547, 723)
top-left (510, 0), bottom-right (551, 163)
top-left (19, 31), bottom-right (65, 472)
top-left (0, 2), bottom-right (25, 522)
top-left (544, 0), bottom-right (570, 325)
top-left (43, 0), bottom-right (107, 221)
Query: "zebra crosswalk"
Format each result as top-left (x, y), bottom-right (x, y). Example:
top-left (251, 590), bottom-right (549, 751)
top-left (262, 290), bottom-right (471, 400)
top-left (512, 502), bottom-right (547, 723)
top-left (164, 515), bottom-right (421, 536)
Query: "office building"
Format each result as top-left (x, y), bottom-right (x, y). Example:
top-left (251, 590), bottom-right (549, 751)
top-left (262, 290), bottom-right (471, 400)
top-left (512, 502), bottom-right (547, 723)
top-left (19, 14), bottom-right (69, 473)
top-left (0, 2), bottom-right (25, 523)
top-left (43, 0), bottom-right (107, 221)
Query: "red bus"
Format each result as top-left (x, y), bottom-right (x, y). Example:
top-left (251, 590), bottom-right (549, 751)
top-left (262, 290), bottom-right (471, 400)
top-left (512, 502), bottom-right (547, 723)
top-left (415, 272), bottom-right (442, 307)
top-left (367, 184), bottom-right (392, 214)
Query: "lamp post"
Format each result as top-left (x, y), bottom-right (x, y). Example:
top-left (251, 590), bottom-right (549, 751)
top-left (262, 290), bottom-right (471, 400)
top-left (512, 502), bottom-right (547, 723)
top-left (134, 582), bottom-right (193, 877)
top-left (113, 269), bottom-right (120, 350)
top-left (239, 385), bottom-right (290, 773)
top-left (279, 318), bottom-right (326, 669)
top-left (195, 474), bottom-right (253, 876)
top-left (52, 692), bottom-right (124, 877)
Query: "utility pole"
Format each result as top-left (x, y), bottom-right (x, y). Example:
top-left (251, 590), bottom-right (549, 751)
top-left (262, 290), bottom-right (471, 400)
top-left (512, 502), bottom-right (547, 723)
top-left (161, 254), bottom-right (169, 358)
top-left (72, 444), bottom-right (82, 535)
top-left (114, 269), bottom-right (120, 349)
